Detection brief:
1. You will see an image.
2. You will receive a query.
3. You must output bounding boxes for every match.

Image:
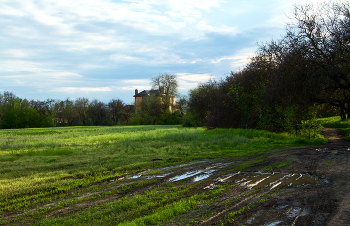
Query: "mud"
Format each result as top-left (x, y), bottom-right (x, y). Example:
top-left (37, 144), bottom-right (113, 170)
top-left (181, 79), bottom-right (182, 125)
top-left (1, 128), bottom-right (350, 225)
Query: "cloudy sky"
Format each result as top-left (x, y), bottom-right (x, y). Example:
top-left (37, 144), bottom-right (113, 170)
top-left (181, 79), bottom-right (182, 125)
top-left (0, 0), bottom-right (328, 104)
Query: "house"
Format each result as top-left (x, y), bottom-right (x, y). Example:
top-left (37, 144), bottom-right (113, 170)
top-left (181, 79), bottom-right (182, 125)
top-left (133, 89), bottom-right (176, 112)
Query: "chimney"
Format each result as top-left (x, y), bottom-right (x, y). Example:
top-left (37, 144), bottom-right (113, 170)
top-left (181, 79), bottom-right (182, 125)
top-left (135, 89), bottom-right (138, 95)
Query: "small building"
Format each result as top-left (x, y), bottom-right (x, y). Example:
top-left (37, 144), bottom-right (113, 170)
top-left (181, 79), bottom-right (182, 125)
top-left (133, 89), bottom-right (176, 112)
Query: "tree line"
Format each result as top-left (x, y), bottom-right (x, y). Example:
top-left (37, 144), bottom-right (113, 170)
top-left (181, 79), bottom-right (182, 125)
top-left (0, 74), bottom-right (185, 129)
top-left (0, 91), bottom-right (131, 129)
top-left (185, 1), bottom-right (350, 136)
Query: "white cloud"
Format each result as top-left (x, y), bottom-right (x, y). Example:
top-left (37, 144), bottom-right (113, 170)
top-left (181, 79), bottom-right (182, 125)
top-left (121, 79), bottom-right (150, 85)
top-left (177, 73), bottom-right (214, 91)
top-left (1, 49), bottom-right (33, 58)
top-left (0, 60), bottom-right (83, 78)
top-left (110, 54), bottom-right (138, 62)
top-left (197, 20), bottom-right (239, 35)
top-left (177, 73), bottom-right (213, 82)
top-left (145, 0), bottom-right (225, 11)
top-left (209, 47), bottom-right (256, 71)
top-left (53, 87), bottom-right (112, 93)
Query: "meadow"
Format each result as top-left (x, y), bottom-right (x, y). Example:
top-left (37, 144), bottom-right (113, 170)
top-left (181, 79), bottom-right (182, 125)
top-left (0, 125), bottom-right (327, 225)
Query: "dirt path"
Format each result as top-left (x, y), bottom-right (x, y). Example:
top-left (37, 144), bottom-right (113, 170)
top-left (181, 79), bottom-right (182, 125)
top-left (320, 128), bottom-right (350, 225)
top-left (323, 128), bottom-right (347, 143)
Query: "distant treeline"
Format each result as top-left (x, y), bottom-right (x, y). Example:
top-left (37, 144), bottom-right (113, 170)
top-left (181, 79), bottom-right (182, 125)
top-left (0, 74), bottom-right (186, 129)
top-left (185, 2), bottom-right (348, 135)
top-left (0, 92), bottom-right (132, 129)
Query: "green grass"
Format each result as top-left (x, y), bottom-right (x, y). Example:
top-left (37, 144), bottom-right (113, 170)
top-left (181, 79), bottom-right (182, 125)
top-left (0, 125), bottom-right (327, 225)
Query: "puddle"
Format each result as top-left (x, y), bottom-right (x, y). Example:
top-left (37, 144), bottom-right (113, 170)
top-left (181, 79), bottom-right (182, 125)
top-left (277, 205), bottom-right (289, 209)
top-left (128, 161), bottom-right (322, 191)
top-left (235, 172), bottom-right (321, 189)
top-left (206, 172), bottom-right (322, 190)
top-left (145, 173), bottom-right (171, 179)
top-left (129, 174), bottom-right (142, 179)
top-left (246, 216), bottom-right (255, 224)
top-left (288, 208), bottom-right (302, 218)
top-left (264, 221), bottom-right (283, 226)
top-left (127, 160), bottom-right (211, 181)
top-left (167, 161), bottom-right (232, 182)
top-left (169, 170), bottom-right (205, 182)
top-left (193, 170), bottom-right (216, 182)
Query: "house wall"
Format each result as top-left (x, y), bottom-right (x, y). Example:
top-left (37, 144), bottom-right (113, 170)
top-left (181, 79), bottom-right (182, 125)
top-left (169, 97), bottom-right (176, 112)
top-left (134, 93), bottom-right (177, 112)
top-left (135, 96), bottom-right (143, 112)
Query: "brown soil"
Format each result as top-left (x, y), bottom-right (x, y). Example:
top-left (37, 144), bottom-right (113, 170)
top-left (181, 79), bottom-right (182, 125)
top-left (195, 128), bottom-right (350, 225)
top-left (2, 128), bottom-right (350, 225)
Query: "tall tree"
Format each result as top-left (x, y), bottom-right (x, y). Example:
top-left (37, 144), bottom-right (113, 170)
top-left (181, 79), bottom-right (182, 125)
top-left (286, 1), bottom-right (350, 119)
top-left (75, 97), bottom-right (89, 125)
top-left (139, 94), bottom-right (163, 124)
top-left (151, 74), bottom-right (178, 111)
top-left (108, 99), bottom-right (127, 124)
top-left (88, 99), bottom-right (108, 125)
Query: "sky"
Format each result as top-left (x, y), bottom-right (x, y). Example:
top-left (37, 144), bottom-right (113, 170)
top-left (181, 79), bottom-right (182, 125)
top-left (0, 0), bottom-right (329, 104)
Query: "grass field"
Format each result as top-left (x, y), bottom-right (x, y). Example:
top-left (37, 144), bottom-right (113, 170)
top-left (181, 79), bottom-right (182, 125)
top-left (0, 125), bottom-right (327, 225)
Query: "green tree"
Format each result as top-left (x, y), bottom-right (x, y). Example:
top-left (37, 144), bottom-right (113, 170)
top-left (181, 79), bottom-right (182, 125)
top-left (108, 99), bottom-right (127, 124)
top-left (88, 99), bottom-right (108, 125)
top-left (75, 97), bottom-right (89, 125)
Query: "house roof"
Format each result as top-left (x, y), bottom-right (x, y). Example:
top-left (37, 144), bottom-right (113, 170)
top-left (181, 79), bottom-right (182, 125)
top-left (133, 90), bottom-right (160, 97)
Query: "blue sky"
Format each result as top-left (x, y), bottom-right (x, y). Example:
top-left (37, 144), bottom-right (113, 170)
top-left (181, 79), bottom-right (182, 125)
top-left (0, 0), bottom-right (328, 104)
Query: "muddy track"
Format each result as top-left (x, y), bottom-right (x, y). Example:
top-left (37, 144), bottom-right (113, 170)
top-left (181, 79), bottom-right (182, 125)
top-left (2, 128), bottom-right (350, 225)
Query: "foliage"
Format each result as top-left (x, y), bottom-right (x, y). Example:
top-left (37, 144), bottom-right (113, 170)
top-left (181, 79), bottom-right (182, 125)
top-left (186, 1), bottom-right (350, 134)
top-left (0, 91), bottom-right (133, 128)
top-left (0, 92), bottom-right (55, 129)
top-left (108, 99), bottom-right (129, 124)
top-left (151, 73), bottom-right (178, 112)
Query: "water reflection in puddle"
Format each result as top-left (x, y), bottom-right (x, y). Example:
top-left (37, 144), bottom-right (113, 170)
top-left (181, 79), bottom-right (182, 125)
top-left (169, 170), bottom-right (205, 182)
top-left (193, 170), bottom-right (216, 182)
top-left (288, 208), bottom-right (302, 218)
top-left (205, 172), bottom-right (322, 189)
top-left (129, 174), bottom-right (142, 179)
top-left (168, 162), bottom-right (232, 182)
top-left (264, 221), bottom-right (283, 226)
